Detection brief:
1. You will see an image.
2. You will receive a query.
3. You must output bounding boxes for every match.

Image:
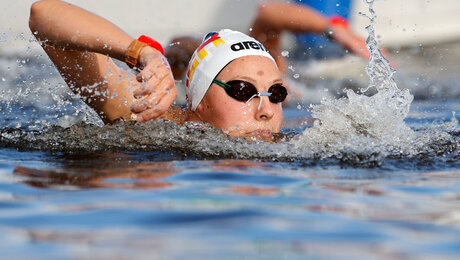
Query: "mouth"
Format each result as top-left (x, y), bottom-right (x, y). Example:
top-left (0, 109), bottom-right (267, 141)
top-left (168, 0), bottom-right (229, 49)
top-left (248, 129), bottom-right (273, 138)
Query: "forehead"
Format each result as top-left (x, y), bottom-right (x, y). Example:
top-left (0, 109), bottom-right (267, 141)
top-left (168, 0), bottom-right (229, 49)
top-left (218, 56), bottom-right (280, 79)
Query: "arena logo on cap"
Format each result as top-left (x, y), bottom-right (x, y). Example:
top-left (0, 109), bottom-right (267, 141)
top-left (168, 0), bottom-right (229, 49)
top-left (186, 34), bottom-right (226, 87)
top-left (230, 41), bottom-right (267, 52)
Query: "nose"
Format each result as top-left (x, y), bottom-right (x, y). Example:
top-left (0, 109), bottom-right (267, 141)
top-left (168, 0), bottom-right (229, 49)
top-left (255, 96), bottom-right (275, 121)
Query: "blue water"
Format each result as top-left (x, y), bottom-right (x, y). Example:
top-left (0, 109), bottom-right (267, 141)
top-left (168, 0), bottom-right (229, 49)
top-left (0, 100), bottom-right (458, 259)
top-left (0, 9), bottom-right (459, 257)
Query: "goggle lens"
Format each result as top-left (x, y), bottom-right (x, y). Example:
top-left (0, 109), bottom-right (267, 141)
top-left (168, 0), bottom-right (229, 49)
top-left (216, 79), bottom-right (288, 103)
top-left (268, 83), bottom-right (288, 103)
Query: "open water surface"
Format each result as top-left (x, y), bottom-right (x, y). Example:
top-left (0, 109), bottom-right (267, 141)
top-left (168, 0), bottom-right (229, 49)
top-left (0, 1), bottom-right (459, 259)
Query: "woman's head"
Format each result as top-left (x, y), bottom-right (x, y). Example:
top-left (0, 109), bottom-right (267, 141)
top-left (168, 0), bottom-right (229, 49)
top-left (185, 29), bottom-right (286, 138)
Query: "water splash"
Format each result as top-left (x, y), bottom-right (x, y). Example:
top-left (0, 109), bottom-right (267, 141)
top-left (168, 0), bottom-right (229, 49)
top-left (291, 0), bottom-right (456, 161)
top-left (361, 0), bottom-right (395, 94)
top-left (0, 7), bottom-right (458, 166)
top-left (0, 120), bottom-right (293, 160)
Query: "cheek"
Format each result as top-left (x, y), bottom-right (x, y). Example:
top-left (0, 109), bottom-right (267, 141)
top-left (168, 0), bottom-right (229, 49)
top-left (203, 98), bottom-right (245, 126)
top-left (216, 102), bottom-right (253, 127)
top-left (274, 105), bottom-right (283, 128)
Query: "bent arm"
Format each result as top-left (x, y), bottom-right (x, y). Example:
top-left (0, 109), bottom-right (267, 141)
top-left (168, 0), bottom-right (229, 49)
top-left (29, 0), bottom-right (176, 123)
top-left (29, 0), bottom-right (132, 61)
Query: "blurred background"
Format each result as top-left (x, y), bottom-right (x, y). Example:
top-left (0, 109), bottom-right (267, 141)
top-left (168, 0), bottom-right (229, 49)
top-left (1, 0), bottom-right (460, 105)
top-left (2, 0), bottom-right (460, 51)
top-left (1, 3), bottom-right (460, 260)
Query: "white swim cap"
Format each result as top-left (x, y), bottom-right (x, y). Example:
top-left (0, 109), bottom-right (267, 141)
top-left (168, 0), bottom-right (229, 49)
top-left (185, 29), bottom-right (276, 111)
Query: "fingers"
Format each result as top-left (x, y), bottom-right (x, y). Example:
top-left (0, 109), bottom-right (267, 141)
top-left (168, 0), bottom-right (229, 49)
top-left (329, 26), bottom-right (398, 70)
top-left (129, 78), bottom-right (174, 114)
top-left (135, 87), bottom-right (177, 122)
top-left (132, 75), bottom-right (161, 98)
top-left (330, 26), bottom-right (369, 59)
top-left (127, 53), bottom-right (177, 122)
top-left (122, 48), bottom-right (176, 122)
top-left (130, 98), bottom-right (153, 113)
top-left (130, 72), bottom-right (177, 122)
top-left (133, 56), bottom-right (171, 95)
top-left (132, 85), bottom-right (153, 99)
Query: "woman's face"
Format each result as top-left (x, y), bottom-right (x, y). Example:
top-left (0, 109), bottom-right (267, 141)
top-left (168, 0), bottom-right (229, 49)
top-left (194, 55), bottom-right (283, 138)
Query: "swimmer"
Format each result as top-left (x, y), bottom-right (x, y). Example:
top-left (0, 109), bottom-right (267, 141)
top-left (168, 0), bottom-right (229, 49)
top-left (250, 1), bottom-right (372, 73)
top-left (29, 0), bottom-right (286, 139)
top-left (165, 1), bottom-right (374, 79)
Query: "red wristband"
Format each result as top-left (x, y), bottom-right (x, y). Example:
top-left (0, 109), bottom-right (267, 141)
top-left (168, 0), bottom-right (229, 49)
top-left (138, 35), bottom-right (165, 55)
top-left (329, 15), bottom-right (349, 28)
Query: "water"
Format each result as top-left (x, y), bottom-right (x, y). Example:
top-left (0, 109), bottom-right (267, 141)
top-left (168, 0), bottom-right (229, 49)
top-left (1, 1), bottom-right (459, 259)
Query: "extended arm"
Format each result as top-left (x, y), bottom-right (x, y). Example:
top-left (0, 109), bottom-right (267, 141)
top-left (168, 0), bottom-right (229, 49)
top-left (249, 1), bottom-right (370, 71)
top-left (29, 0), bottom-right (176, 123)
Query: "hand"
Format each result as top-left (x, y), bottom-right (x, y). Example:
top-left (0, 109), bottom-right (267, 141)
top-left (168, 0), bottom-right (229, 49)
top-left (130, 47), bottom-right (177, 122)
top-left (330, 25), bottom-right (370, 60)
top-left (331, 25), bottom-right (397, 68)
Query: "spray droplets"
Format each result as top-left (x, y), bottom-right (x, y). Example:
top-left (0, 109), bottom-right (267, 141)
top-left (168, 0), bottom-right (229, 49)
top-left (289, 0), bottom-right (449, 162)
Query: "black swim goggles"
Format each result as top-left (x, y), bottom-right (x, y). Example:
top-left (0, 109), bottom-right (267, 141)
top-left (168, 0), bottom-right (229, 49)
top-left (212, 79), bottom-right (288, 105)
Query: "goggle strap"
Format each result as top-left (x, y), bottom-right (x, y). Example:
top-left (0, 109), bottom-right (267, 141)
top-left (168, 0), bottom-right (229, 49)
top-left (212, 79), bottom-right (231, 91)
top-left (246, 92), bottom-right (271, 110)
top-left (246, 94), bottom-right (258, 103)
top-left (259, 92), bottom-right (271, 110)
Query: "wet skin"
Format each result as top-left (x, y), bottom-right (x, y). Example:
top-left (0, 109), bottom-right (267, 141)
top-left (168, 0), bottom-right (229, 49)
top-left (193, 55), bottom-right (284, 138)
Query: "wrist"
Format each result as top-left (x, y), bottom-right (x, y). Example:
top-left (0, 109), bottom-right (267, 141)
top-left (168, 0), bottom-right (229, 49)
top-left (138, 46), bottom-right (162, 68)
top-left (329, 15), bottom-right (349, 28)
top-left (323, 15), bottom-right (349, 40)
top-left (124, 35), bottom-right (164, 70)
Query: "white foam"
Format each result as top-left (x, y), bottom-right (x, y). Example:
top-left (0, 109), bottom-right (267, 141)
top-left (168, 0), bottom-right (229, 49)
top-left (290, 0), bottom-right (458, 161)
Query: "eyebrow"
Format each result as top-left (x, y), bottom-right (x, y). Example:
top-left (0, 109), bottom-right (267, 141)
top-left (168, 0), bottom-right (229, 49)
top-left (230, 75), bottom-right (283, 85)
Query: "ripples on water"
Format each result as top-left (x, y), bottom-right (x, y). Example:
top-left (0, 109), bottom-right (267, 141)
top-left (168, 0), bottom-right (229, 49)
top-left (0, 1), bottom-right (459, 259)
